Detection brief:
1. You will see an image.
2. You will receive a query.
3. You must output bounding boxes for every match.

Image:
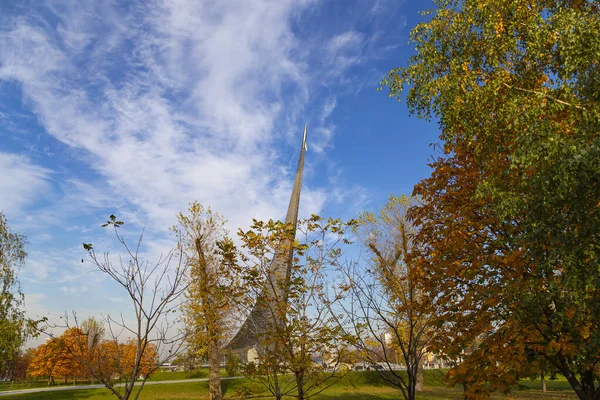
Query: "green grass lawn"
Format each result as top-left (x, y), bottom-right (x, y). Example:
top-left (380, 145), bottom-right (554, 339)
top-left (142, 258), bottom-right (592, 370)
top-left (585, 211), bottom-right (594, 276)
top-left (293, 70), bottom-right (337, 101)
top-left (518, 375), bottom-right (573, 392)
top-left (148, 368), bottom-right (229, 381)
top-left (0, 371), bottom-right (577, 400)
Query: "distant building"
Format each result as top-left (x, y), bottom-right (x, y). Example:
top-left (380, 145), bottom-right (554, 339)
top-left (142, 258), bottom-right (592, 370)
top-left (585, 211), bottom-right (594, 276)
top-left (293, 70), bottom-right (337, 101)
top-left (160, 362), bottom-right (183, 372)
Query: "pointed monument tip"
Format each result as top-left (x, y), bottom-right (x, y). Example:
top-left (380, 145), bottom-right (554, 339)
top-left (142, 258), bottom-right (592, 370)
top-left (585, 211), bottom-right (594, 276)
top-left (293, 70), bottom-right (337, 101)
top-left (302, 124), bottom-right (308, 151)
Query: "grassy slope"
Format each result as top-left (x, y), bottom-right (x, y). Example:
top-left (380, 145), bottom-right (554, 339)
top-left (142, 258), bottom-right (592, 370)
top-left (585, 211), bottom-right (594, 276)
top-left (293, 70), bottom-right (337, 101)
top-left (0, 370), bottom-right (577, 400)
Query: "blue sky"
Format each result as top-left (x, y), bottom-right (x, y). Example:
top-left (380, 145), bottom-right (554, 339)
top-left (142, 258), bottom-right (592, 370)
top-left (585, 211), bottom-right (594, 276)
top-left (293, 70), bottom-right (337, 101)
top-left (0, 0), bottom-right (438, 344)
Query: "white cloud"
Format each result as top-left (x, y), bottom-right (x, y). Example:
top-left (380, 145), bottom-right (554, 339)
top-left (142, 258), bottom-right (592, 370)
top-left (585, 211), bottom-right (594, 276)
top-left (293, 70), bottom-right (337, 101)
top-left (24, 293), bottom-right (47, 310)
top-left (321, 97), bottom-right (338, 121)
top-left (324, 31), bottom-right (366, 77)
top-left (0, 0), bottom-right (329, 235)
top-left (307, 96), bottom-right (339, 154)
top-left (0, 0), bottom-right (409, 328)
top-left (0, 153), bottom-right (50, 217)
top-left (327, 31), bottom-right (365, 53)
top-left (23, 246), bottom-right (88, 284)
top-left (60, 286), bottom-right (88, 295)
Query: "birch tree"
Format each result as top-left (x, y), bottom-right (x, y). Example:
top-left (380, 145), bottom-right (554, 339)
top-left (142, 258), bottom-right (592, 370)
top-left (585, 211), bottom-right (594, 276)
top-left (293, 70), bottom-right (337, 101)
top-left (176, 202), bottom-right (242, 400)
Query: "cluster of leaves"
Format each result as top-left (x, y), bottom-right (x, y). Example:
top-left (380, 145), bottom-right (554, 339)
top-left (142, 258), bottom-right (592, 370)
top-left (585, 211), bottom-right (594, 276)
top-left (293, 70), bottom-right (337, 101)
top-left (383, 1), bottom-right (600, 399)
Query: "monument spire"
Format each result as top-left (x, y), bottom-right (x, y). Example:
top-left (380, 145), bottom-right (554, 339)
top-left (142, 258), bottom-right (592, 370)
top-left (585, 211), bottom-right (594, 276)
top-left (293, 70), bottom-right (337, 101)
top-left (283, 124), bottom-right (307, 235)
top-left (228, 125), bottom-right (307, 354)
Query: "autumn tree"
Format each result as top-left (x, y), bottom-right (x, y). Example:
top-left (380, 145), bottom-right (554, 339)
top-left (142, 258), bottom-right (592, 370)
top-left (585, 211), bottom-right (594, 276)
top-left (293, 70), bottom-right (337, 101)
top-left (29, 329), bottom-right (89, 385)
top-left (382, 1), bottom-right (600, 399)
top-left (57, 328), bottom-right (91, 383)
top-left (29, 339), bottom-right (59, 385)
top-left (339, 195), bottom-right (434, 400)
top-left (75, 317), bottom-right (115, 383)
top-left (0, 212), bottom-right (43, 378)
top-left (116, 339), bottom-right (159, 379)
top-left (75, 215), bottom-right (187, 400)
top-left (176, 202), bottom-right (242, 400)
top-left (238, 216), bottom-right (355, 400)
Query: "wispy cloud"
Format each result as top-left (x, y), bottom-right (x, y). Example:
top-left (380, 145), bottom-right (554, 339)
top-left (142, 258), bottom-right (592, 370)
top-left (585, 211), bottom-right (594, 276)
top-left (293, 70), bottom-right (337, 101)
top-left (325, 31), bottom-right (366, 76)
top-left (0, 1), bottom-right (330, 234)
top-left (61, 286), bottom-right (88, 295)
top-left (0, 153), bottom-right (50, 216)
top-left (0, 0), bottom-right (409, 332)
top-left (0, 0), bottom-right (403, 232)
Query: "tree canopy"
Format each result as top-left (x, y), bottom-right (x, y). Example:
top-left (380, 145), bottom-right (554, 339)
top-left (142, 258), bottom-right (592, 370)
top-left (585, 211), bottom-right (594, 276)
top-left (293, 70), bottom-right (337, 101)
top-left (383, 1), bottom-right (600, 399)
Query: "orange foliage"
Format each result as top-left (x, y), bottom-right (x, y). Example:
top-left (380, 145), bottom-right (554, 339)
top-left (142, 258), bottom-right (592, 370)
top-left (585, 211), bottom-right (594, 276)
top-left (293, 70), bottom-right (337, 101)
top-left (28, 329), bottom-right (89, 384)
top-left (28, 330), bottom-right (159, 384)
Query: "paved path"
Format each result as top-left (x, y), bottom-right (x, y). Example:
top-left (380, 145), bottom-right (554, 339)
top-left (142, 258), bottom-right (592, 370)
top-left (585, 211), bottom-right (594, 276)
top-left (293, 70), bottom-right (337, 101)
top-left (0, 376), bottom-right (243, 397)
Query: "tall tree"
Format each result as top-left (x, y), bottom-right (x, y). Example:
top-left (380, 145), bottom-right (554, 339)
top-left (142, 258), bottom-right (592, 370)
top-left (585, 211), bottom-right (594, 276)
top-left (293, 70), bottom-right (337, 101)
top-left (0, 212), bottom-right (41, 378)
top-left (76, 215), bottom-right (187, 400)
top-left (383, 1), bottom-right (600, 399)
top-left (176, 202), bottom-right (241, 400)
top-left (340, 195), bottom-right (433, 400)
top-left (239, 216), bottom-right (354, 400)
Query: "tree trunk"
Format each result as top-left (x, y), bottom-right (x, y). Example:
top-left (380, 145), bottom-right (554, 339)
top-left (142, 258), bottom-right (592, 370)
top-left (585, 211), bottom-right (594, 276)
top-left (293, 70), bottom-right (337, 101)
top-left (416, 361), bottom-right (424, 392)
top-left (195, 239), bottom-right (223, 400)
top-left (123, 382), bottom-right (133, 400)
top-left (295, 372), bottom-right (305, 400)
top-left (561, 366), bottom-right (600, 400)
top-left (409, 380), bottom-right (416, 400)
top-left (274, 373), bottom-right (283, 400)
top-left (208, 337), bottom-right (223, 400)
top-left (581, 370), bottom-right (599, 400)
top-left (406, 363), bottom-right (417, 400)
top-left (541, 371), bottom-right (546, 393)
